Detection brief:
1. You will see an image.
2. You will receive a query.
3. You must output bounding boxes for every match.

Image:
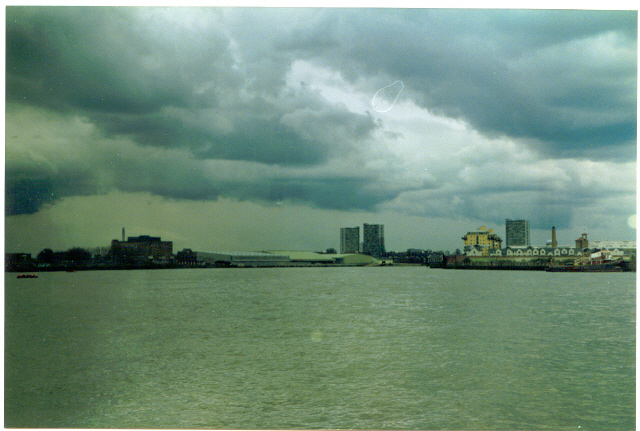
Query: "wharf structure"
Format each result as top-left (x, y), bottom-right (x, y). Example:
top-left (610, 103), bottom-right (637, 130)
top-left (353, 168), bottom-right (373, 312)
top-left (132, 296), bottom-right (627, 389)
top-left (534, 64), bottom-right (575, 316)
top-left (195, 251), bottom-right (387, 267)
top-left (450, 226), bottom-right (635, 271)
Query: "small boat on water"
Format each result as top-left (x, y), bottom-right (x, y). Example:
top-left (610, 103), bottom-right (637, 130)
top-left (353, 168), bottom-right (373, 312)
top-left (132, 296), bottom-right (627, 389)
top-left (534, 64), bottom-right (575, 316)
top-left (17, 273), bottom-right (38, 279)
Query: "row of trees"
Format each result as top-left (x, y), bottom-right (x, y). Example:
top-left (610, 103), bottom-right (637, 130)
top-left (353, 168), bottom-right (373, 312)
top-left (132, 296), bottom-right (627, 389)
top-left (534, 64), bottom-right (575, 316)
top-left (6, 247), bottom-right (100, 272)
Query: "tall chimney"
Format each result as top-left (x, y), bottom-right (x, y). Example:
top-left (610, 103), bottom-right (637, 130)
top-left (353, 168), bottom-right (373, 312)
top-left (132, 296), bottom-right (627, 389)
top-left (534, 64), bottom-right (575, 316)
top-left (551, 226), bottom-right (557, 248)
top-left (122, 227), bottom-right (125, 242)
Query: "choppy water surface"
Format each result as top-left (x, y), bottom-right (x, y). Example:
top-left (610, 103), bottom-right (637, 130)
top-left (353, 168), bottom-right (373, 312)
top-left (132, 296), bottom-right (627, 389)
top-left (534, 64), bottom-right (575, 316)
top-left (5, 267), bottom-right (635, 429)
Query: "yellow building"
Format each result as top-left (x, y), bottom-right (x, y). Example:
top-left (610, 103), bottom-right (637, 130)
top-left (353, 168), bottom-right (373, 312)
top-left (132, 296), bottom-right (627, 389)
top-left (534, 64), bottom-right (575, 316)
top-left (462, 226), bottom-right (503, 256)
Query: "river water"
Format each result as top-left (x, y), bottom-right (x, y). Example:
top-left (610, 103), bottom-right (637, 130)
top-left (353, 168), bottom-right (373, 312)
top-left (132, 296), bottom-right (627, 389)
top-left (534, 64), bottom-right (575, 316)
top-left (4, 267), bottom-right (635, 429)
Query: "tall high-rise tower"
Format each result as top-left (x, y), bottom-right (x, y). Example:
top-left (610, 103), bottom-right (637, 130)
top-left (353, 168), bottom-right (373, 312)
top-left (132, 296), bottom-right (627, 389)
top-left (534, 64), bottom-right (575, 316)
top-left (340, 227), bottom-right (360, 254)
top-left (551, 226), bottom-right (558, 248)
top-left (363, 224), bottom-right (385, 257)
top-left (505, 219), bottom-right (530, 247)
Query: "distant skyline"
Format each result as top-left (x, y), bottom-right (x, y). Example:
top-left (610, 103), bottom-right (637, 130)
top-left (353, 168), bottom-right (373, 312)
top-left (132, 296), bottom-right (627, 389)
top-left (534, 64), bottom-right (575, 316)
top-left (5, 7), bottom-right (637, 256)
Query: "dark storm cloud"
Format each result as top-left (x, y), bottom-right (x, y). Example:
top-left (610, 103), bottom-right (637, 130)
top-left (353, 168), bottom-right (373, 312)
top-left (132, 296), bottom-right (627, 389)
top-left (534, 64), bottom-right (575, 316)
top-left (308, 8), bottom-right (637, 155)
top-left (241, 176), bottom-right (408, 211)
top-left (107, 154), bottom-right (221, 202)
top-left (105, 157), bottom-right (406, 215)
top-left (224, 7), bottom-right (636, 158)
top-left (5, 178), bottom-right (56, 215)
top-left (5, 167), bottom-right (102, 215)
top-left (5, 7), bottom-right (637, 220)
top-left (6, 7), bottom-right (377, 168)
top-left (6, 8), bottom-right (197, 113)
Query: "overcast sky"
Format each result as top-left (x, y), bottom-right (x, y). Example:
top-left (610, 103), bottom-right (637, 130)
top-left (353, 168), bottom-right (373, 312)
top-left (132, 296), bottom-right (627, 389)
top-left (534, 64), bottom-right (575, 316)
top-left (4, 6), bottom-right (637, 255)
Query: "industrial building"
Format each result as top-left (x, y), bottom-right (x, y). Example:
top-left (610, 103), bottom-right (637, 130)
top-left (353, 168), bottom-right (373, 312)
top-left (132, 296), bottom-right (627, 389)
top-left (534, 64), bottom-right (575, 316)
top-left (273, 251), bottom-right (385, 266)
top-left (110, 234), bottom-right (173, 265)
top-left (505, 219), bottom-right (530, 247)
top-left (196, 251), bottom-right (291, 267)
top-left (266, 251), bottom-right (336, 264)
top-left (195, 250), bottom-right (383, 267)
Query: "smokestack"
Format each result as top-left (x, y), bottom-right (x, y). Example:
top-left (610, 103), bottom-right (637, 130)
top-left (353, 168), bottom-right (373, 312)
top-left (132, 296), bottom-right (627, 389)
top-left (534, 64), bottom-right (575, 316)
top-left (551, 226), bottom-right (557, 248)
top-left (122, 227), bottom-right (125, 242)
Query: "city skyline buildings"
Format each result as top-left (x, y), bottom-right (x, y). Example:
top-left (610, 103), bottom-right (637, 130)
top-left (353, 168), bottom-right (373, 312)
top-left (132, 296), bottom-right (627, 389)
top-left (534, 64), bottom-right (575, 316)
top-left (340, 227), bottom-right (360, 254)
top-left (7, 216), bottom-right (636, 259)
top-left (363, 223), bottom-right (385, 258)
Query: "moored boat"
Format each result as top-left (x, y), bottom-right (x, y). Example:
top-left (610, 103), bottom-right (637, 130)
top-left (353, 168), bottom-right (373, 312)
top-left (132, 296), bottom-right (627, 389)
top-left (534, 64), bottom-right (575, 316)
top-left (546, 255), bottom-right (625, 272)
top-left (17, 273), bottom-right (38, 278)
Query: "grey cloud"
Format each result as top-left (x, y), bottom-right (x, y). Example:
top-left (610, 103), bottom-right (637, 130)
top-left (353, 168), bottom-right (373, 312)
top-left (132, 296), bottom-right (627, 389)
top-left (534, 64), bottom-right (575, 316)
top-left (10, 7), bottom-right (634, 161)
top-left (5, 7), bottom-right (637, 221)
top-left (7, 8), bottom-right (201, 113)
top-left (6, 7), bottom-right (379, 170)
top-left (6, 178), bottom-right (56, 215)
top-left (383, 146), bottom-right (635, 232)
top-left (196, 116), bottom-right (321, 165)
top-left (389, 187), bottom-right (602, 233)
top-left (4, 114), bottom-right (384, 216)
top-left (307, 9), bottom-right (637, 157)
top-left (221, 175), bottom-right (410, 212)
top-left (110, 160), bottom-right (406, 215)
top-left (489, 9), bottom-right (637, 50)
top-left (108, 156), bottom-right (220, 202)
top-left (5, 166), bottom-right (103, 215)
top-left (280, 106), bottom-right (376, 151)
top-left (5, 141), bottom-right (217, 216)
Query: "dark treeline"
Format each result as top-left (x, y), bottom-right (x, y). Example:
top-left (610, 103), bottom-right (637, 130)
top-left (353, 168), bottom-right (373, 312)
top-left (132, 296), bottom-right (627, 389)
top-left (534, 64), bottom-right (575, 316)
top-left (5, 247), bottom-right (189, 272)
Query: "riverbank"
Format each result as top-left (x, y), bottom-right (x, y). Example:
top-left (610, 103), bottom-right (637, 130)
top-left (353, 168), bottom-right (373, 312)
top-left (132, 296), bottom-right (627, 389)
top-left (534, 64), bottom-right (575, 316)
top-left (437, 258), bottom-right (635, 272)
